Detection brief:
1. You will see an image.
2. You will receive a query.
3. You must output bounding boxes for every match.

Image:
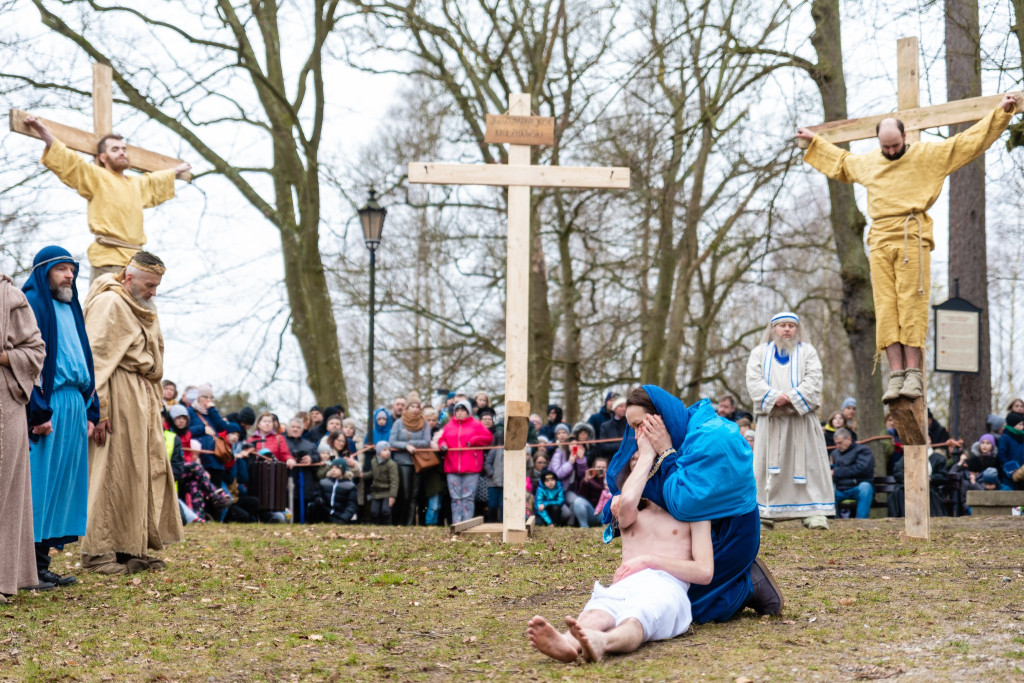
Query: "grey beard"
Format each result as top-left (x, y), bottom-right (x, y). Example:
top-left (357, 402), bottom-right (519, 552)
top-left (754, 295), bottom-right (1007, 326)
top-left (49, 283), bottom-right (73, 303)
top-left (128, 285), bottom-right (157, 311)
top-left (773, 335), bottom-right (797, 354)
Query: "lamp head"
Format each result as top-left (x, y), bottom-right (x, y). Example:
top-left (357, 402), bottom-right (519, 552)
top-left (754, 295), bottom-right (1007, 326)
top-left (359, 188), bottom-right (387, 250)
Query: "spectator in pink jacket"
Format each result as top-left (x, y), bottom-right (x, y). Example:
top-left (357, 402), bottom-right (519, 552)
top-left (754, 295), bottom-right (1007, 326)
top-left (437, 400), bottom-right (493, 523)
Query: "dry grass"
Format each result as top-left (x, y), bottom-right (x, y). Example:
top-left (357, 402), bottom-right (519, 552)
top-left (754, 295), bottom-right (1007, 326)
top-left (2, 517), bottom-right (1023, 681)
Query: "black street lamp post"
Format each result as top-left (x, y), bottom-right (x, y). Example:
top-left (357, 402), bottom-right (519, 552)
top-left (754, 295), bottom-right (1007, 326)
top-left (359, 189), bottom-right (386, 456)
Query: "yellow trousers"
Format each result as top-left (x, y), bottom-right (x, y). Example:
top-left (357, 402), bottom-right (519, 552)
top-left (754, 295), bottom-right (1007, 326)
top-left (869, 241), bottom-right (930, 351)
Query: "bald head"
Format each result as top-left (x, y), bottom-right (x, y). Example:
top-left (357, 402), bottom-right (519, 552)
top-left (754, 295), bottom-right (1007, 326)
top-left (876, 118), bottom-right (907, 160)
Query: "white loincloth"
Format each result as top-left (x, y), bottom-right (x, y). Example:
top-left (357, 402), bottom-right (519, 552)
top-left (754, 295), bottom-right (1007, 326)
top-left (582, 568), bottom-right (692, 642)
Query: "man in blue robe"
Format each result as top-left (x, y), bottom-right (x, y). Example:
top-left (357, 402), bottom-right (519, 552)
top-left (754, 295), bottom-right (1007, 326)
top-left (604, 385), bottom-right (783, 622)
top-left (22, 246), bottom-right (99, 588)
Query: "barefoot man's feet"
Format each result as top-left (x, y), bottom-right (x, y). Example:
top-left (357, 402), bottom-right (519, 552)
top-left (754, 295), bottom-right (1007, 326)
top-left (527, 615), bottom-right (580, 663)
top-left (566, 616), bottom-right (606, 663)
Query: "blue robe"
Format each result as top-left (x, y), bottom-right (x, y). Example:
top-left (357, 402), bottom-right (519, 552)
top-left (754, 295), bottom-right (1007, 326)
top-left (604, 385), bottom-right (761, 623)
top-left (29, 303), bottom-right (91, 542)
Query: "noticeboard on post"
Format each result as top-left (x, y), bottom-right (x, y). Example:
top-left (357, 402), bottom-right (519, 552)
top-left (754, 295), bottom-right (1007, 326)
top-left (933, 296), bottom-right (982, 375)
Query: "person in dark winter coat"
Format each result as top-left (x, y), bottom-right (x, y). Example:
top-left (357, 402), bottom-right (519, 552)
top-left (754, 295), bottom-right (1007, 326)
top-left (998, 412), bottom-right (1024, 487)
top-left (598, 396), bottom-right (628, 461)
top-left (831, 428), bottom-right (873, 519)
top-left (538, 404), bottom-right (563, 442)
top-left (587, 392), bottom-right (619, 436)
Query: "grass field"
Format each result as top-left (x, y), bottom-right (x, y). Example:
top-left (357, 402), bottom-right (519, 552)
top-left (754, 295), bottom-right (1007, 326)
top-left (2, 516), bottom-right (1023, 681)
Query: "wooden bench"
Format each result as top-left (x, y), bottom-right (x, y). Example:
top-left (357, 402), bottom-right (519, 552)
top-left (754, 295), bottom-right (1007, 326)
top-left (835, 476), bottom-right (897, 518)
top-left (965, 490), bottom-right (1024, 516)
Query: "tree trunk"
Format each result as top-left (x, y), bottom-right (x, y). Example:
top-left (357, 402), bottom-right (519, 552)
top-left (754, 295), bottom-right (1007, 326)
top-left (808, 0), bottom-right (885, 472)
top-left (556, 206), bottom-right (581, 424)
top-left (945, 0), bottom-right (990, 440)
top-left (529, 199), bottom-right (554, 414)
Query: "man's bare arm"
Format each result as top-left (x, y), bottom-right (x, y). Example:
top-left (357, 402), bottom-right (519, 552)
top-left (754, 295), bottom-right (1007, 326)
top-left (617, 433), bottom-right (657, 530)
top-left (613, 521), bottom-right (715, 585)
top-left (24, 116), bottom-right (55, 148)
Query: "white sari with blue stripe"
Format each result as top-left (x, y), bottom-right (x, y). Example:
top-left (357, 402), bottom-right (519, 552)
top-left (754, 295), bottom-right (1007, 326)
top-left (745, 341), bottom-right (836, 519)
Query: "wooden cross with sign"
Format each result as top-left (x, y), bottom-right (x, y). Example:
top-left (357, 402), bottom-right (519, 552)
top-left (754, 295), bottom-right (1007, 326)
top-left (798, 37), bottom-right (1021, 541)
top-left (8, 63), bottom-right (188, 177)
top-left (409, 93), bottom-right (629, 543)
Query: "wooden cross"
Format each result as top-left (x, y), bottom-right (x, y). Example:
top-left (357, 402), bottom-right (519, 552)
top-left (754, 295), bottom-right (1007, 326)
top-left (409, 93), bottom-right (629, 543)
top-left (798, 37), bottom-right (1020, 541)
top-left (8, 63), bottom-right (188, 177)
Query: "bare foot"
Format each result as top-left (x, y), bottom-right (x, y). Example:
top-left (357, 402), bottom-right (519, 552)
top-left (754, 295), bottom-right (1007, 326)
top-left (527, 615), bottom-right (579, 663)
top-left (566, 616), bottom-right (606, 663)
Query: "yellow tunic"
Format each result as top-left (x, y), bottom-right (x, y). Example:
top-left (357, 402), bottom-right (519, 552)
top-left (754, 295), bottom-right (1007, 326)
top-left (803, 105), bottom-right (1014, 349)
top-left (803, 105), bottom-right (1014, 251)
top-left (41, 140), bottom-right (176, 268)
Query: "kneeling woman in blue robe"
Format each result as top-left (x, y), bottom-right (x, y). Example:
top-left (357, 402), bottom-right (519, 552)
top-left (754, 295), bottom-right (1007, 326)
top-left (603, 385), bottom-right (781, 622)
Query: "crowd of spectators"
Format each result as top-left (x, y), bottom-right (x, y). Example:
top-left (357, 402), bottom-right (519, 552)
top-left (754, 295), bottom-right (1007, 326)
top-left (159, 380), bottom-right (1024, 530)
top-left (717, 391), bottom-right (1024, 519)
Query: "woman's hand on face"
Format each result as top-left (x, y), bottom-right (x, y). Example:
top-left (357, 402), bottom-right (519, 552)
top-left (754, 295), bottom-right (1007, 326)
top-left (636, 430), bottom-right (656, 457)
top-left (642, 414), bottom-right (672, 454)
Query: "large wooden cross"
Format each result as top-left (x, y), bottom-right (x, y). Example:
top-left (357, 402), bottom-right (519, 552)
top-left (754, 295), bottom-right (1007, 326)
top-left (409, 93), bottom-right (629, 543)
top-left (8, 63), bottom-right (188, 176)
top-left (798, 37), bottom-right (1020, 541)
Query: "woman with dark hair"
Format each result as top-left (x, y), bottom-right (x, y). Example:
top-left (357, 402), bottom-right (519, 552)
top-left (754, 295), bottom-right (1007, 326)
top-left (822, 411), bottom-right (847, 450)
top-left (604, 385), bottom-right (780, 624)
top-left (1007, 398), bottom-right (1024, 420)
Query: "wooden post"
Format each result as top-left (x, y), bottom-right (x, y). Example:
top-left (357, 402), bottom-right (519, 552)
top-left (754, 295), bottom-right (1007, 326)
top-left (896, 37), bottom-right (921, 145)
top-left (92, 63), bottom-right (113, 137)
top-left (408, 95), bottom-right (629, 543)
top-left (503, 93), bottom-right (531, 544)
top-left (902, 371), bottom-right (929, 540)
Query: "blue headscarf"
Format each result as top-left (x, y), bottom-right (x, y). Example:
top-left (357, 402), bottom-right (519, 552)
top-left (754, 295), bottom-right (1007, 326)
top-left (368, 406), bottom-right (392, 445)
top-left (603, 385), bottom-right (757, 524)
top-left (21, 246), bottom-right (99, 436)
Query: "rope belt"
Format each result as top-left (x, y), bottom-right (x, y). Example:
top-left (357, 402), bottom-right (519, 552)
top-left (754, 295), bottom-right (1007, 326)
top-left (95, 235), bottom-right (143, 250)
top-left (901, 212), bottom-right (925, 295)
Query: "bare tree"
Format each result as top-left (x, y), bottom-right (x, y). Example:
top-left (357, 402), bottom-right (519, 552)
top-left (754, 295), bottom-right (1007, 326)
top-left (945, 0), bottom-right (989, 440)
top-left (2, 0), bottom-right (351, 407)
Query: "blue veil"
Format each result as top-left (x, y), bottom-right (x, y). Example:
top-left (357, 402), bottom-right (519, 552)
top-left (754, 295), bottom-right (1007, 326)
top-left (603, 385), bottom-right (757, 523)
top-left (21, 246), bottom-right (99, 437)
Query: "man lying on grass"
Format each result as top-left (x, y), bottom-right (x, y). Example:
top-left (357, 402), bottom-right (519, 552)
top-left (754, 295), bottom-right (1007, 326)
top-left (527, 428), bottom-right (713, 663)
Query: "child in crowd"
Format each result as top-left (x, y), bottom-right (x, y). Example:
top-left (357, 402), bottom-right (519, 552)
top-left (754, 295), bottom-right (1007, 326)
top-left (317, 442), bottom-right (359, 523)
top-left (368, 441), bottom-right (398, 524)
top-left (573, 456), bottom-right (610, 528)
top-left (529, 453), bottom-right (549, 504)
top-left (535, 470), bottom-right (565, 526)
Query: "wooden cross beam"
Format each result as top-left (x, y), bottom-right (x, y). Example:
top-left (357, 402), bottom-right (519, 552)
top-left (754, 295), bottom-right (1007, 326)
top-left (796, 37), bottom-right (1021, 150)
top-left (409, 93), bottom-right (629, 543)
top-left (9, 63), bottom-right (188, 178)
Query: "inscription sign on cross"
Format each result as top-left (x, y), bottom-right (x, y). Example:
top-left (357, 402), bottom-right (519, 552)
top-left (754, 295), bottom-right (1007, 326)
top-left (798, 37), bottom-right (1020, 541)
top-left (409, 93), bottom-right (629, 543)
top-left (9, 63), bottom-right (189, 178)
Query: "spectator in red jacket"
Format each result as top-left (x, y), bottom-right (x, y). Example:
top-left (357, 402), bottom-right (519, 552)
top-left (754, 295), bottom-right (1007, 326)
top-left (437, 400), bottom-right (493, 523)
top-left (246, 412), bottom-right (293, 465)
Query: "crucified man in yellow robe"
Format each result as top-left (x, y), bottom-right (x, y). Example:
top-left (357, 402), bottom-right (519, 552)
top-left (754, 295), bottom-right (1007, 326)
top-left (795, 93), bottom-right (1020, 403)
top-left (23, 116), bottom-right (191, 283)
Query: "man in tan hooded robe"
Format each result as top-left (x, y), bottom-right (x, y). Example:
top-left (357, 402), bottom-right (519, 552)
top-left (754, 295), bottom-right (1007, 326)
top-left (0, 274), bottom-right (48, 597)
top-left (82, 251), bottom-right (182, 574)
